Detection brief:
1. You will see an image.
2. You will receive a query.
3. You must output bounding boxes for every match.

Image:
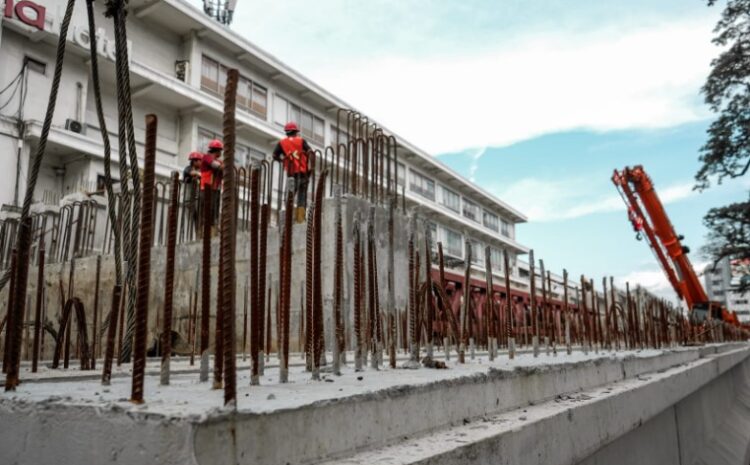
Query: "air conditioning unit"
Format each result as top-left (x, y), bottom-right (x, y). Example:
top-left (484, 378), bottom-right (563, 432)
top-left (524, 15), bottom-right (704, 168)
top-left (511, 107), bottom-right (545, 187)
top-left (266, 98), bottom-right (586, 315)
top-left (65, 118), bottom-right (83, 134)
top-left (175, 60), bottom-right (189, 82)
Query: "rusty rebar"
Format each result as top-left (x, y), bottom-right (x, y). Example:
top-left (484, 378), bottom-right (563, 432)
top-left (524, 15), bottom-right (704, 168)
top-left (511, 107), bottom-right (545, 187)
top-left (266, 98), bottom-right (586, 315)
top-left (424, 223), bottom-right (434, 357)
top-left (266, 282), bottom-right (272, 358)
top-left (5, 220), bottom-right (31, 390)
top-left (580, 276), bottom-right (589, 349)
top-left (101, 284), bottom-right (122, 385)
top-left (279, 190), bottom-right (294, 382)
top-left (594, 279), bottom-right (603, 349)
top-left (333, 186), bottom-right (344, 371)
top-left (625, 282), bottom-right (633, 349)
top-left (31, 246), bottom-right (45, 372)
top-left (214, 230), bottom-right (224, 389)
top-left (460, 241), bottom-right (471, 363)
top-left (312, 171), bottom-right (327, 376)
top-left (200, 187), bottom-right (212, 381)
top-left (305, 201), bottom-right (315, 371)
top-left (484, 245), bottom-right (495, 359)
top-left (367, 212), bottom-right (377, 366)
top-left (602, 277), bottom-right (610, 350)
top-left (503, 249), bottom-right (514, 359)
top-left (407, 222), bottom-right (418, 363)
top-left (130, 114), bottom-right (158, 404)
top-left (3, 249), bottom-right (17, 375)
top-left (249, 165), bottom-right (260, 384)
top-left (368, 214), bottom-right (382, 369)
top-left (353, 218), bottom-right (363, 370)
top-left (220, 68), bottom-right (239, 405)
top-left (610, 277), bottom-right (619, 350)
top-left (52, 298), bottom-right (89, 370)
top-left (160, 172), bottom-right (179, 386)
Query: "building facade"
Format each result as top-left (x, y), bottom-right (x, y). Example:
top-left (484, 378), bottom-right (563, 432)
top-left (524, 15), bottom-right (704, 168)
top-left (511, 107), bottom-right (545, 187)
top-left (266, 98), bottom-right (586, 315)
top-left (704, 258), bottom-right (750, 323)
top-left (0, 0), bottom-right (531, 288)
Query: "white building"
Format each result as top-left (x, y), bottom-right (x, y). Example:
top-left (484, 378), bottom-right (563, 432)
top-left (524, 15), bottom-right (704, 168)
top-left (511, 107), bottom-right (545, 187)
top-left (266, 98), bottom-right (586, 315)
top-left (704, 258), bottom-right (750, 323)
top-left (1, 0), bottom-right (534, 288)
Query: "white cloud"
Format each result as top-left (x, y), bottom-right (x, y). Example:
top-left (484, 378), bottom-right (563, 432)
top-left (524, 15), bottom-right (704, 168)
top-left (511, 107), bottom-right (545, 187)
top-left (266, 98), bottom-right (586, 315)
top-left (614, 260), bottom-right (709, 307)
top-left (312, 17), bottom-right (717, 153)
top-left (613, 269), bottom-right (680, 305)
top-left (467, 146), bottom-right (487, 182)
top-left (489, 178), bottom-right (695, 223)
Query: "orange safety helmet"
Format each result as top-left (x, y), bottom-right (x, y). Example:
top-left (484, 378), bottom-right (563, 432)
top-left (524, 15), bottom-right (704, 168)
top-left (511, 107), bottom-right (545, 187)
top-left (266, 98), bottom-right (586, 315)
top-left (208, 139), bottom-right (224, 150)
top-left (284, 122), bottom-right (299, 133)
top-left (189, 151), bottom-right (203, 161)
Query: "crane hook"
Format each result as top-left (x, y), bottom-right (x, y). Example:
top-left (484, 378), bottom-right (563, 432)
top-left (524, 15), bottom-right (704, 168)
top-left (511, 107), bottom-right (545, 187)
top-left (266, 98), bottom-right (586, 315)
top-left (635, 232), bottom-right (643, 241)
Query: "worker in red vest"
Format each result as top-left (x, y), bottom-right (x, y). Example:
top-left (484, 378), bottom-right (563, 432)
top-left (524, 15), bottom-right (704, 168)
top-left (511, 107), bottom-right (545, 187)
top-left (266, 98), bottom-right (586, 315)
top-left (201, 139), bottom-right (223, 235)
top-left (273, 122), bottom-right (312, 223)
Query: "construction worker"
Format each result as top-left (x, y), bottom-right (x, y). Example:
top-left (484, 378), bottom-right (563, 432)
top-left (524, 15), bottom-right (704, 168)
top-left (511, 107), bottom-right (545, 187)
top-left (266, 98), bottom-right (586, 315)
top-left (273, 122), bottom-right (311, 223)
top-left (201, 139), bottom-right (224, 235)
top-left (183, 151), bottom-right (203, 236)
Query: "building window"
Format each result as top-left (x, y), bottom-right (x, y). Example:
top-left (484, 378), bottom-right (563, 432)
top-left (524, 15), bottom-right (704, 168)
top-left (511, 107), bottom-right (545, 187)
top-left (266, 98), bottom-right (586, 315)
top-left (490, 248), bottom-right (503, 272)
top-left (331, 126), bottom-right (350, 147)
top-left (198, 127), bottom-right (219, 152)
top-left (396, 162), bottom-right (405, 187)
top-left (735, 299), bottom-right (749, 305)
top-left (235, 145), bottom-right (265, 169)
top-left (250, 82), bottom-right (268, 118)
top-left (441, 187), bottom-right (460, 213)
top-left (96, 174), bottom-right (119, 192)
top-left (483, 210), bottom-right (499, 232)
top-left (442, 227), bottom-right (463, 258)
top-left (410, 170), bottom-right (435, 201)
top-left (712, 279), bottom-right (722, 287)
top-left (25, 56), bottom-right (46, 75)
top-left (274, 94), bottom-right (324, 145)
top-left (201, 56), bottom-right (267, 119)
top-left (426, 221), bottom-right (438, 252)
top-left (468, 239), bottom-right (483, 265)
top-left (463, 199), bottom-right (480, 223)
top-left (201, 55), bottom-right (220, 93)
top-left (501, 219), bottom-right (511, 237)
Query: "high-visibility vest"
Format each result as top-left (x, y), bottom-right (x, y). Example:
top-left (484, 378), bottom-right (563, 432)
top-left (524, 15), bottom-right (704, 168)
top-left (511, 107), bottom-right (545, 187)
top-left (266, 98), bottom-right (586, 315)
top-left (279, 136), bottom-right (309, 175)
top-left (200, 154), bottom-right (222, 190)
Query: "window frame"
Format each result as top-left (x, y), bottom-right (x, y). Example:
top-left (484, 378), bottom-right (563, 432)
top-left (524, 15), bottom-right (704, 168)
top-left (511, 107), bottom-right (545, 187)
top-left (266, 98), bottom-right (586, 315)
top-left (483, 209), bottom-right (499, 232)
top-left (441, 186), bottom-right (461, 213)
top-left (200, 55), bottom-right (268, 119)
top-left (462, 198), bottom-right (480, 223)
top-left (409, 169), bottom-right (436, 201)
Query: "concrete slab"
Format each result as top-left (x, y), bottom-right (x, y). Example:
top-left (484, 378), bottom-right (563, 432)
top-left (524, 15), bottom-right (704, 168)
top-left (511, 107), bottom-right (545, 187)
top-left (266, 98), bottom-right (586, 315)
top-left (2, 345), bottom-right (744, 465)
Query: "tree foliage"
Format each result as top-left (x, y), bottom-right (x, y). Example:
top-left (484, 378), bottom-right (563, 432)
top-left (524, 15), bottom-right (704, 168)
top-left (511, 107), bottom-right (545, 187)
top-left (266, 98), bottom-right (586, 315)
top-left (703, 196), bottom-right (750, 291)
top-left (699, 0), bottom-right (750, 189)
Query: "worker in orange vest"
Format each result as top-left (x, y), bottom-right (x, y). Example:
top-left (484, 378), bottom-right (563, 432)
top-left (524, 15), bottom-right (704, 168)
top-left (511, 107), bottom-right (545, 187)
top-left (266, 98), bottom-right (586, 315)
top-left (201, 139), bottom-right (224, 235)
top-left (273, 122), bottom-right (312, 223)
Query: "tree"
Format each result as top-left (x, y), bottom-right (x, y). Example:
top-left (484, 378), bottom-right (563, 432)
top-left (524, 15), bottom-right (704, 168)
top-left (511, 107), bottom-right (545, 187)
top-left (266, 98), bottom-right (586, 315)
top-left (700, 0), bottom-right (750, 287)
top-left (703, 198), bottom-right (750, 291)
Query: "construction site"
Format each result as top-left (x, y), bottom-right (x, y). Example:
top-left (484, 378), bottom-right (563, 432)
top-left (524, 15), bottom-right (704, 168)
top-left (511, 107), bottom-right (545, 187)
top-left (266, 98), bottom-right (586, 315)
top-left (1, 0), bottom-right (750, 464)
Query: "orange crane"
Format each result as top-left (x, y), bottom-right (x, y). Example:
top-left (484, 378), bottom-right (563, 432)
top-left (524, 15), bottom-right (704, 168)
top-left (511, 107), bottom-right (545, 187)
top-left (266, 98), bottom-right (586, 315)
top-left (612, 165), bottom-right (740, 326)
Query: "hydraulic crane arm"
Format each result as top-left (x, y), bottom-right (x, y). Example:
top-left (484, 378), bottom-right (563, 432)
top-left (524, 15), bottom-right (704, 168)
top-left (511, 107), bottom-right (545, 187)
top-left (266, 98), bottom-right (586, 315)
top-left (612, 165), bottom-right (709, 310)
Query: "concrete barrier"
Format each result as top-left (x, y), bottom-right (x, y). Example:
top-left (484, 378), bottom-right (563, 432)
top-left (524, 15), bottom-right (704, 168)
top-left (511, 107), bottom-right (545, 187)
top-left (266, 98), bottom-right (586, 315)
top-left (2, 345), bottom-right (746, 465)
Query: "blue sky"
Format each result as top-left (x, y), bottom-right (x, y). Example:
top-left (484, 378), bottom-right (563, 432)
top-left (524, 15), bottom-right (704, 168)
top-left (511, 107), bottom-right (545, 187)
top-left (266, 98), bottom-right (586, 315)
top-left (198, 0), bottom-right (749, 302)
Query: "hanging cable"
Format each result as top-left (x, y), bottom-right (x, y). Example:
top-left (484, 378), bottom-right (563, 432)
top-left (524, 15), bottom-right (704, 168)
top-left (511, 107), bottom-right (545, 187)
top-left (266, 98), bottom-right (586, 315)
top-left (86, 0), bottom-right (122, 287)
top-left (105, 0), bottom-right (142, 362)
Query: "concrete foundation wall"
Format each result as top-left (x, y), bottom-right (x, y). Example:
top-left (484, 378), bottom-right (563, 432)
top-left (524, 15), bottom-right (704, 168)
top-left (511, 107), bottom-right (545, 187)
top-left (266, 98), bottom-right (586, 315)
top-left (0, 194), bottom-right (413, 361)
top-left (580, 348), bottom-right (750, 465)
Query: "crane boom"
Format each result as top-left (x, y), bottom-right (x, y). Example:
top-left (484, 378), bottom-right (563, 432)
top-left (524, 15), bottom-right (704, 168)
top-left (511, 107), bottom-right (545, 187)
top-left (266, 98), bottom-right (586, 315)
top-left (612, 165), bottom-right (708, 310)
